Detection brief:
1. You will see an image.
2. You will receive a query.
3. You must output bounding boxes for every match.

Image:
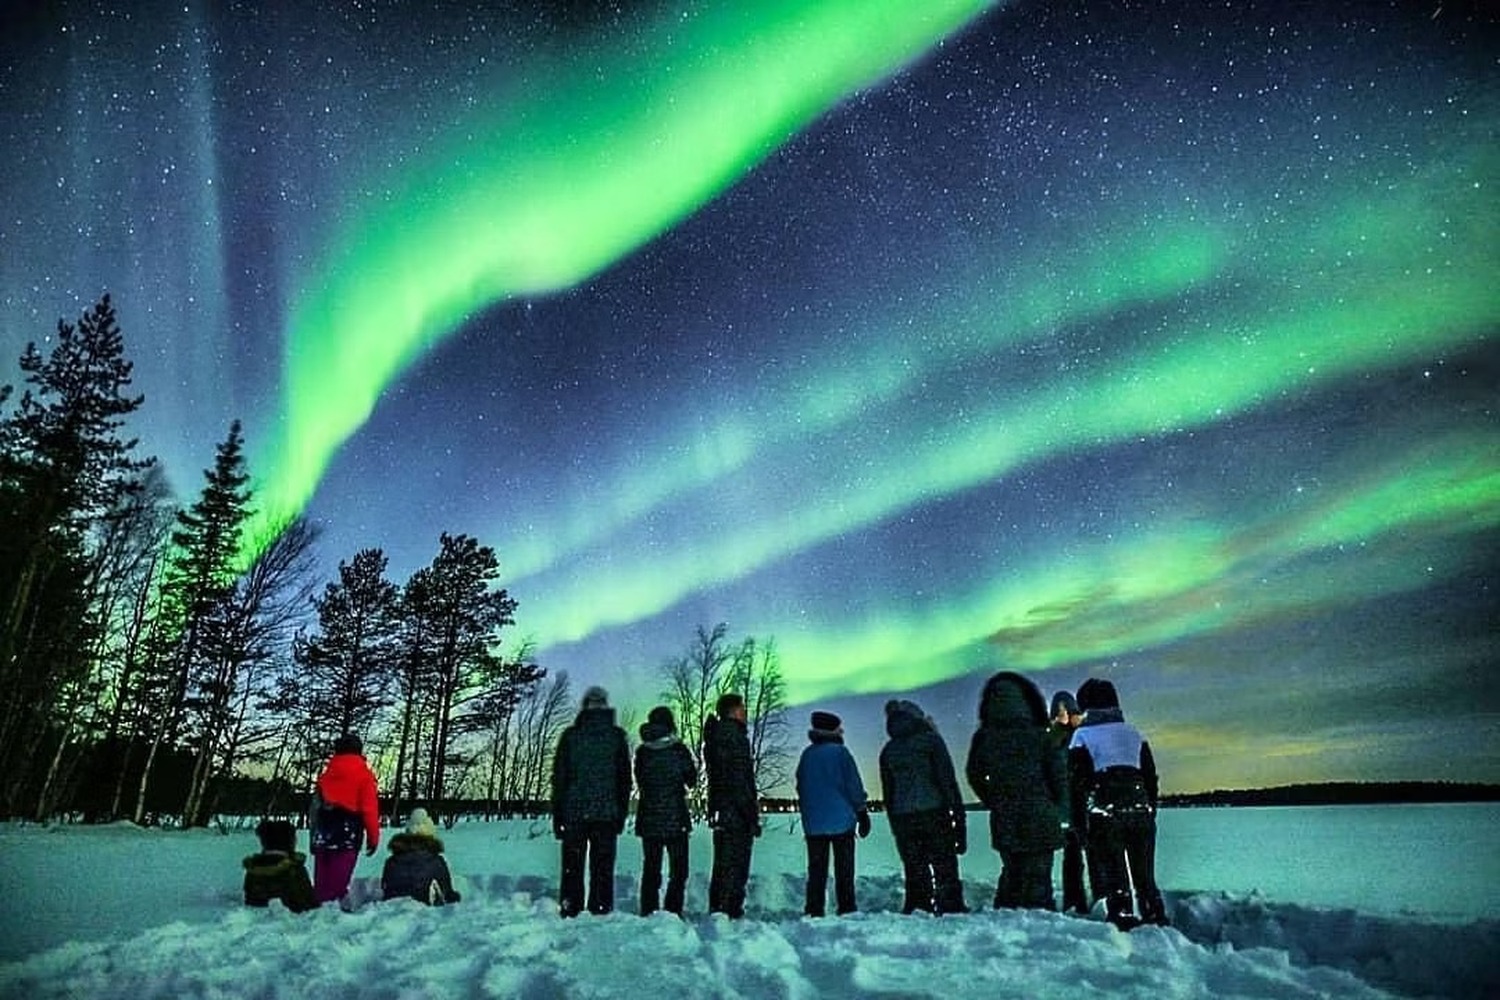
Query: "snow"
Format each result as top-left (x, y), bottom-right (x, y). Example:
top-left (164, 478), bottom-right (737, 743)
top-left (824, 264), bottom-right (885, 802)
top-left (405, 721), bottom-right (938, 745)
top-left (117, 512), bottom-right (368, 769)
top-left (1, 807), bottom-right (1497, 999)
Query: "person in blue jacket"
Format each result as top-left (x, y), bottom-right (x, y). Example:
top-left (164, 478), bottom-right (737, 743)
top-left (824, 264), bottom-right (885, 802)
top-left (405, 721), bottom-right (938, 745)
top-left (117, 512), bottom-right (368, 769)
top-left (795, 711), bottom-right (870, 917)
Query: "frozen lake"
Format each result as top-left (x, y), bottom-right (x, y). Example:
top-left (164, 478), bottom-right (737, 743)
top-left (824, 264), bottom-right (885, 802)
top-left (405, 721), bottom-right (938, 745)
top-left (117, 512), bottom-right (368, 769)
top-left (1152, 802), bottom-right (1498, 922)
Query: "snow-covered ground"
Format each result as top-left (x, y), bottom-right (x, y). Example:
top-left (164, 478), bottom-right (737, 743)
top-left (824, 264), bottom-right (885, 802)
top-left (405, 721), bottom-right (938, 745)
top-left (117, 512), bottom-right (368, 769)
top-left (1, 805), bottom-right (1496, 998)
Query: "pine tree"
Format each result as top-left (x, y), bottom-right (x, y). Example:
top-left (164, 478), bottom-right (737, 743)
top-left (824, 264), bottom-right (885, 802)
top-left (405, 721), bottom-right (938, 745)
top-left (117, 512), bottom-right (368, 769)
top-left (400, 533), bottom-right (518, 807)
top-left (0, 295), bottom-right (151, 815)
top-left (293, 548), bottom-right (403, 749)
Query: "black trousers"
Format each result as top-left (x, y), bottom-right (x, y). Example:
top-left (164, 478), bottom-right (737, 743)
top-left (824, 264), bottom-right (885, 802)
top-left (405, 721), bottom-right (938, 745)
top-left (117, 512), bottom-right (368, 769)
top-left (890, 810), bottom-right (966, 914)
top-left (1086, 812), bottom-right (1166, 926)
top-left (708, 827), bottom-right (754, 918)
top-left (804, 832), bottom-right (857, 916)
top-left (559, 821), bottom-right (618, 917)
top-left (640, 834), bottom-right (689, 916)
top-left (1061, 828), bottom-right (1089, 914)
top-left (995, 849), bottom-right (1055, 909)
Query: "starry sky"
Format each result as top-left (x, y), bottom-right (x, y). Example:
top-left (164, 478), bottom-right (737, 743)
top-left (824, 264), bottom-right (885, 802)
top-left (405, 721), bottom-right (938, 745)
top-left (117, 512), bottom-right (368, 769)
top-left (2, 0), bottom-right (1496, 795)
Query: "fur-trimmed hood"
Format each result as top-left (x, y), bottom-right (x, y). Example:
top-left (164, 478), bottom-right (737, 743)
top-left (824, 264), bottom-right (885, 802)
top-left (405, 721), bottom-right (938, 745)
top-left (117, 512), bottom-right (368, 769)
top-left (386, 832), bottom-right (445, 856)
top-left (978, 671), bottom-right (1049, 728)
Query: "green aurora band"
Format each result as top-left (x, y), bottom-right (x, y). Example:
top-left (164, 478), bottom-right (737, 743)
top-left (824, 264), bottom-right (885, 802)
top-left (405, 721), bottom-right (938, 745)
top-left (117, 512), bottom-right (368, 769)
top-left (251, 0), bottom-right (1498, 708)
top-left (503, 142), bottom-right (1499, 700)
top-left (255, 0), bottom-right (1001, 550)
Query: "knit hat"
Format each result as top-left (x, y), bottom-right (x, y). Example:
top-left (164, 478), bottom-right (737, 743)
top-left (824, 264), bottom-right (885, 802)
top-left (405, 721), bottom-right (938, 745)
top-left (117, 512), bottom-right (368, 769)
top-left (333, 732), bottom-right (363, 755)
top-left (255, 818), bottom-right (296, 854)
top-left (810, 710), bottom-right (842, 734)
top-left (1076, 678), bottom-right (1120, 711)
top-left (647, 705), bottom-right (676, 731)
top-left (715, 692), bottom-right (745, 717)
top-left (1051, 691), bottom-right (1081, 717)
top-left (405, 807), bottom-right (437, 838)
top-left (581, 686), bottom-right (609, 710)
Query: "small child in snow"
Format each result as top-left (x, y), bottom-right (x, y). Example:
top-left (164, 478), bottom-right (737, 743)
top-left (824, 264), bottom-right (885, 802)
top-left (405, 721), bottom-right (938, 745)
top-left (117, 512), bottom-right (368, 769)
top-left (381, 807), bottom-right (462, 905)
top-left (242, 818), bottom-right (318, 913)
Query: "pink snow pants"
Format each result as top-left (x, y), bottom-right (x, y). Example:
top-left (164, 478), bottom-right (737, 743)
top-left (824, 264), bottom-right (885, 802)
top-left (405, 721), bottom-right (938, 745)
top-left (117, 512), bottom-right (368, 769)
top-left (313, 848), bottom-right (360, 904)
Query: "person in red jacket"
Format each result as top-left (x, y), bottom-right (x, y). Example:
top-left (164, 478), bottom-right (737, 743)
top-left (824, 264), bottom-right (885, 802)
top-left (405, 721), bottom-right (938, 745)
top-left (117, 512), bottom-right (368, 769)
top-left (309, 732), bottom-right (381, 905)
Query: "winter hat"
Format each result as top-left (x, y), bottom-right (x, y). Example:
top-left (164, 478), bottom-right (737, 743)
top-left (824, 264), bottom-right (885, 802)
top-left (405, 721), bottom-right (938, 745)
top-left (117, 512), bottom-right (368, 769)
top-left (647, 705), bottom-right (676, 731)
top-left (255, 818), bottom-right (296, 854)
top-left (405, 807), bottom-right (437, 838)
top-left (810, 710), bottom-right (842, 734)
top-left (716, 692), bottom-right (745, 717)
top-left (1076, 678), bottom-right (1120, 711)
top-left (333, 732), bottom-right (363, 755)
top-left (1051, 691), bottom-right (1081, 717)
top-left (581, 686), bottom-right (610, 710)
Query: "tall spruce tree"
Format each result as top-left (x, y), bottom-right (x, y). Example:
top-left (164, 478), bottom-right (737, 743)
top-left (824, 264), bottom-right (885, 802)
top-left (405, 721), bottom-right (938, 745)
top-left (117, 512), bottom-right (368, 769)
top-left (131, 420), bottom-right (253, 824)
top-left (0, 295), bottom-right (150, 816)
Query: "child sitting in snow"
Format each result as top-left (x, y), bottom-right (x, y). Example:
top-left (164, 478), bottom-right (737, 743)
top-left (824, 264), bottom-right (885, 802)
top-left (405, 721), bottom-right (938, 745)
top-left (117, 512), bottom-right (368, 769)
top-left (242, 818), bottom-right (318, 912)
top-left (381, 807), bottom-right (462, 905)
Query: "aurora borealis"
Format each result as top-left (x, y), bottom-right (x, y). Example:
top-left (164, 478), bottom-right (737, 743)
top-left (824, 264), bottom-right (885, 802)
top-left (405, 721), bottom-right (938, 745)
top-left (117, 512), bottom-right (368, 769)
top-left (2, 0), bottom-right (1496, 793)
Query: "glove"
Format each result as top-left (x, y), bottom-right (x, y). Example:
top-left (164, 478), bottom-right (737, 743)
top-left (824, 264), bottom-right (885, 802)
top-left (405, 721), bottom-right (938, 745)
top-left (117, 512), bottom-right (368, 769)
top-left (752, 821), bottom-right (763, 838)
top-left (365, 842), bottom-right (378, 858)
top-left (950, 810), bottom-right (967, 856)
top-left (707, 810), bottom-right (722, 831)
top-left (856, 810), bottom-right (871, 839)
top-left (553, 820), bottom-right (566, 841)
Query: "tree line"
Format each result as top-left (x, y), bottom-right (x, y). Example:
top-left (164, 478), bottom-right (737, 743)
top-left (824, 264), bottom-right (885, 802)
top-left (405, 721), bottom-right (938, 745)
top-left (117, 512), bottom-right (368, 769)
top-left (0, 295), bottom-right (789, 827)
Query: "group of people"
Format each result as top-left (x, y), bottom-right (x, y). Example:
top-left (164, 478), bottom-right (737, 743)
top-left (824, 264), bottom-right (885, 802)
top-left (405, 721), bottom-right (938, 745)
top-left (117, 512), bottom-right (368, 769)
top-left (241, 733), bottom-right (460, 913)
top-left (243, 673), bottom-right (1166, 932)
top-left (547, 675), bottom-right (1165, 930)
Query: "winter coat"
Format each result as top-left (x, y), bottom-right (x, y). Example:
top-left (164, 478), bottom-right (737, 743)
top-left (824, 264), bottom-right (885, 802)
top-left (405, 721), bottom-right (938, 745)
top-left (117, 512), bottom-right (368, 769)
top-left (242, 850), bottom-right (318, 912)
top-left (703, 713), bottom-right (759, 832)
top-left (796, 732), bottom-right (868, 837)
top-left (1068, 707), bottom-right (1159, 832)
top-left (552, 707), bottom-right (632, 833)
top-left (634, 720), bottom-right (697, 840)
top-left (381, 832), bottom-right (461, 905)
top-left (878, 702), bottom-right (965, 817)
top-left (965, 672), bottom-right (1066, 853)
top-left (313, 752), bottom-right (381, 852)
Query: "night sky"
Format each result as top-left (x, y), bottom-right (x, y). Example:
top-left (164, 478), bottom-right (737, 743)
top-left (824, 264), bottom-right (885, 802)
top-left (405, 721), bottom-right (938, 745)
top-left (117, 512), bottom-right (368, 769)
top-left (3, 0), bottom-right (1496, 794)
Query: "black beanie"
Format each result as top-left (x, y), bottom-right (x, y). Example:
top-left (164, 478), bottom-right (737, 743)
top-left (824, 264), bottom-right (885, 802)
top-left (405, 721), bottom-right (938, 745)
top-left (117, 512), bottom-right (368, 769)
top-left (255, 818), bottom-right (296, 853)
top-left (333, 732), bottom-right (363, 755)
top-left (810, 710), bottom-right (842, 733)
top-left (647, 705), bottom-right (676, 731)
top-left (1076, 679), bottom-right (1120, 711)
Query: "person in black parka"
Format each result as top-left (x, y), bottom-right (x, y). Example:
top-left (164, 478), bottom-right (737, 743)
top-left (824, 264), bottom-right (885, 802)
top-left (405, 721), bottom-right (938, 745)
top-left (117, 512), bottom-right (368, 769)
top-left (551, 685), bottom-right (632, 917)
top-left (1069, 678), bottom-right (1168, 930)
top-left (965, 671), bottom-right (1066, 910)
top-left (635, 705), bottom-right (697, 916)
top-left (703, 692), bottom-right (760, 919)
top-left (879, 699), bottom-right (969, 915)
top-left (381, 807), bottom-right (461, 905)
